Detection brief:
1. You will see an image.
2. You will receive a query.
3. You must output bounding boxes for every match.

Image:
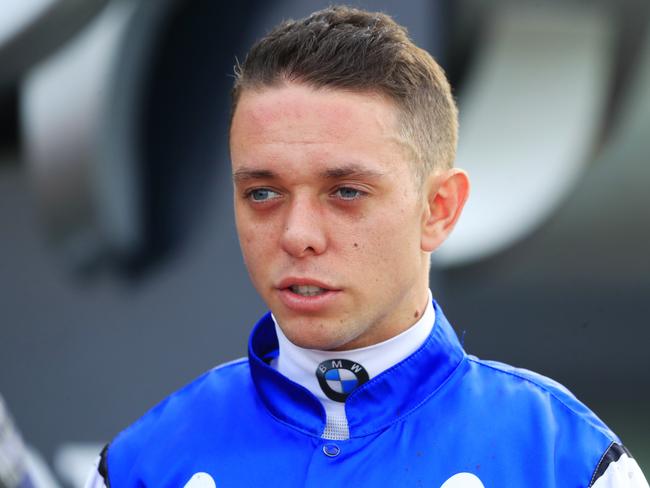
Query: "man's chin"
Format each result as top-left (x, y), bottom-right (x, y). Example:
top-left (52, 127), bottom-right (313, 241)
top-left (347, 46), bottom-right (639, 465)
top-left (277, 319), bottom-right (352, 351)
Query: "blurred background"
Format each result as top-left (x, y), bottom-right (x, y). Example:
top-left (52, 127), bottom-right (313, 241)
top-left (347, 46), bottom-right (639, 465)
top-left (0, 0), bottom-right (648, 486)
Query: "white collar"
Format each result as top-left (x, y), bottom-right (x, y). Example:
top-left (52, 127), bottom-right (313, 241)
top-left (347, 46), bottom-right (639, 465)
top-left (271, 290), bottom-right (435, 435)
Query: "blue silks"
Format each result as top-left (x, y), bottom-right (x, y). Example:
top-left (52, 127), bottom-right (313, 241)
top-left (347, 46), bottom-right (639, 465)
top-left (105, 301), bottom-right (617, 487)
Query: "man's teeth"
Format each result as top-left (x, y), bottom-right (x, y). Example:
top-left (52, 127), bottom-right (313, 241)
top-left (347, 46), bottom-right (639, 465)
top-left (290, 285), bottom-right (326, 296)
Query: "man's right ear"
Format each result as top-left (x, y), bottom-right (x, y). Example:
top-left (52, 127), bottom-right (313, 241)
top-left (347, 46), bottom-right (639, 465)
top-left (420, 168), bottom-right (470, 253)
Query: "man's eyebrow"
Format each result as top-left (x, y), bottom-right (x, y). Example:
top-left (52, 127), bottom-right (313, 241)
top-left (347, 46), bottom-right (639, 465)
top-left (232, 164), bottom-right (386, 182)
top-left (321, 165), bottom-right (386, 179)
top-left (232, 168), bottom-right (277, 181)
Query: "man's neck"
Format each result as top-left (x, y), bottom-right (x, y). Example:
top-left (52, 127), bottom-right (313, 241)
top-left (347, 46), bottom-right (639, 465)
top-left (270, 289), bottom-right (436, 440)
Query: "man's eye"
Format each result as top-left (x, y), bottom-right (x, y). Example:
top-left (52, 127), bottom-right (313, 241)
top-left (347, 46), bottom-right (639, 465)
top-left (247, 188), bottom-right (281, 202)
top-left (334, 187), bottom-right (364, 200)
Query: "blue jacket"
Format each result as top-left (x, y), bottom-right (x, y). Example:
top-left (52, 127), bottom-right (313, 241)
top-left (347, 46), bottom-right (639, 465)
top-left (104, 302), bottom-right (621, 487)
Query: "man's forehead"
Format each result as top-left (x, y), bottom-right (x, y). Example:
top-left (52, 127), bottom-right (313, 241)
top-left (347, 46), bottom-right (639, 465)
top-left (230, 83), bottom-right (421, 185)
top-left (232, 83), bottom-right (398, 136)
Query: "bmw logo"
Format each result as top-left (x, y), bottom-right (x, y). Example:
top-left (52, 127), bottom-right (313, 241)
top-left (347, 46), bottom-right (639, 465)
top-left (316, 359), bottom-right (369, 402)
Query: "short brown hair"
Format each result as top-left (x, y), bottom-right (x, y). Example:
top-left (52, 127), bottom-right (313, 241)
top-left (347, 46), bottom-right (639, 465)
top-left (231, 6), bottom-right (458, 179)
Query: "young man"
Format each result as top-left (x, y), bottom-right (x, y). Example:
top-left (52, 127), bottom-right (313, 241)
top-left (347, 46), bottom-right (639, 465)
top-left (87, 6), bottom-right (648, 487)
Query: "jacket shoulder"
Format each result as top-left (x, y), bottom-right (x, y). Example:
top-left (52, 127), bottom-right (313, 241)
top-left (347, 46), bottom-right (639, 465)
top-left (104, 358), bottom-right (250, 485)
top-left (469, 356), bottom-right (618, 442)
top-left (464, 356), bottom-right (621, 484)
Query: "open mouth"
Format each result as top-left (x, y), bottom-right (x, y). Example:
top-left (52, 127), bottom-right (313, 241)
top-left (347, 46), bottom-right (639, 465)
top-left (277, 279), bottom-right (340, 311)
top-left (289, 285), bottom-right (328, 297)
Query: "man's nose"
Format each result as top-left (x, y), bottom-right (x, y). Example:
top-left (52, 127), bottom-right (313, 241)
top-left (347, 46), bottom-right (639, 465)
top-left (280, 196), bottom-right (327, 257)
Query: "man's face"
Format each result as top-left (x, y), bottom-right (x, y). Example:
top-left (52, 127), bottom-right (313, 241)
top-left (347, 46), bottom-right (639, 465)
top-left (230, 83), bottom-right (431, 351)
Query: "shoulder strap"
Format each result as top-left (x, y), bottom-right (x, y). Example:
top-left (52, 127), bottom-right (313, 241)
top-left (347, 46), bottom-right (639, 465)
top-left (98, 444), bottom-right (111, 488)
top-left (589, 442), bottom-right (631, 486)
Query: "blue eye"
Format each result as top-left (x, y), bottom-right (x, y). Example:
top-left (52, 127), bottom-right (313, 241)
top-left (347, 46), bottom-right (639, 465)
top-left (248, 188), bottom-right (280, 202)
top-left (335, 187), bottom-right (363, 200)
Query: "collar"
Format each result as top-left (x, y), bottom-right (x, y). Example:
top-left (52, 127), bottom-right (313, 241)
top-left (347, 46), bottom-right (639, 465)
top-left (248, 299), bottom-right (466, 438)
top-left (271, 290), bottom-right (435, 414)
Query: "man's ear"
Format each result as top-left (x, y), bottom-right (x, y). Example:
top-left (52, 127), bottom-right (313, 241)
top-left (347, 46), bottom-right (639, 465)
top-left (420, 168), bottom-right (470, 252)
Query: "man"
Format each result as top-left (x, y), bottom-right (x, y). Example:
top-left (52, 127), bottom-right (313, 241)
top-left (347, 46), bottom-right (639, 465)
top-left (86, 6), bottom-right (648, 487)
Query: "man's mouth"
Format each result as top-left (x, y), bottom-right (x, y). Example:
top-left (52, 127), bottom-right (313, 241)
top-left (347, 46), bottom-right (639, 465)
top-left (289, 285), bottom-right (327, 297)
top-left (276, 279), bottom-right (340, 311)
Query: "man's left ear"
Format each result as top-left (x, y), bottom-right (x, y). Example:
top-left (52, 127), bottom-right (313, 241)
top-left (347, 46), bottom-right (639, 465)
top-left (420, 168), bottom-right (470, 252)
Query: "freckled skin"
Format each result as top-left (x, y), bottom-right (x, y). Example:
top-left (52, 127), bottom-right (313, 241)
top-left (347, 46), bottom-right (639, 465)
top-left (230, 83), bottom-right (433, 351)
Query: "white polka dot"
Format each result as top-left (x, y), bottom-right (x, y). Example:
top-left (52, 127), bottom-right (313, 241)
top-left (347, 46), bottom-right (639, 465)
top-left (440, 472), bottom-right (485, 488)
top-left (183, 472), bottom-right (216, 488)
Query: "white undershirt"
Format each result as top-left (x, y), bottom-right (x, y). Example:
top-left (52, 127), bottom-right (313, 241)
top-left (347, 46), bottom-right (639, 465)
top-left (271, 290), bottom-right (435, 440)
top-left (592, 455), bottom-right (650, 488)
